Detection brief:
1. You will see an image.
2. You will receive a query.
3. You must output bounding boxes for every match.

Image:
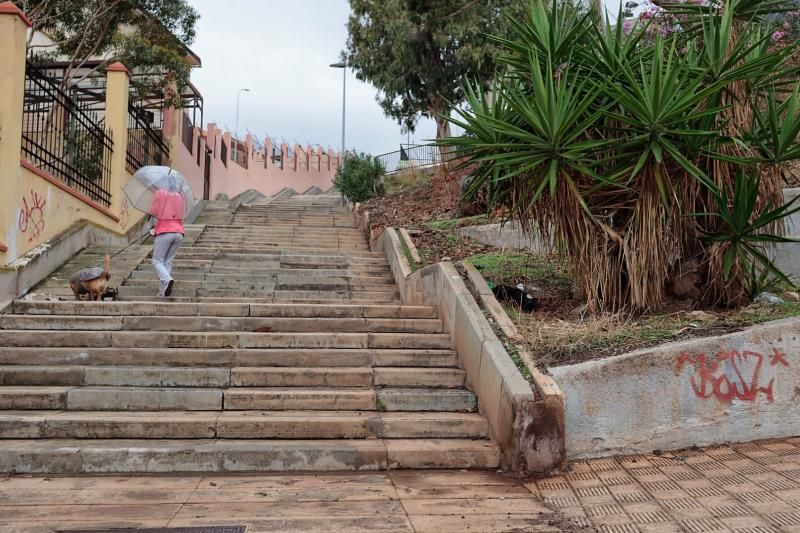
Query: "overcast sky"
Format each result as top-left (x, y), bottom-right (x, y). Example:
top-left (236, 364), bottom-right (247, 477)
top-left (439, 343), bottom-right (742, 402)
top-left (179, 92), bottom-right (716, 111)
top-left (189, 0), bottom-right (629, 156)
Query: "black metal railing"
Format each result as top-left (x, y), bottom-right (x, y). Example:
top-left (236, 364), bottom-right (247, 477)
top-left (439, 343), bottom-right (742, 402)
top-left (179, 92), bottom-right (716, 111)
top-left (126, 98), bottom-right (170, 175)
top-left (21, 62), bottom-right (114, 206)
top-left (375, 144), bottom-right (454, 174)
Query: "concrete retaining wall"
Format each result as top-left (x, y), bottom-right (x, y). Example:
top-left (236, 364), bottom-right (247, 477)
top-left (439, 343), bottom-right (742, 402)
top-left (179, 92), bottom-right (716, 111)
top-left (772, 187), bottom-right (800, 280)
top-left (370, 226), bottom-right (565, 473)
top-left (457, 222), bottom-right (548, 252)
top-left (550, 318), bottom-right (800, 459)
top-left (0, 221), bottom-right (130, 301)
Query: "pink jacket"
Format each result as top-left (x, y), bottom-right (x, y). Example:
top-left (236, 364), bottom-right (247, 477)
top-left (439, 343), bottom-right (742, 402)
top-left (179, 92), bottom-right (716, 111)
top-left (151, 189), bottom-right (185, 235)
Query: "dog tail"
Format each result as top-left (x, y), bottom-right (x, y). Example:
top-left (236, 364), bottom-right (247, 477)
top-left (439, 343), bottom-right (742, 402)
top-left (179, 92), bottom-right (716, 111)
top-left (103, 254), bottom-right (111, 280)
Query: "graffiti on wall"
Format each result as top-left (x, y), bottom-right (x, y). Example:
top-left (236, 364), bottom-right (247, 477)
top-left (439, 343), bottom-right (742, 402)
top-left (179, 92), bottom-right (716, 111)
top-left (18, 190), bottom-right (47, 243)
top-left (676, 348), bottom-right (790, 403)
top-left (119, 198), bottom-right (130, 230)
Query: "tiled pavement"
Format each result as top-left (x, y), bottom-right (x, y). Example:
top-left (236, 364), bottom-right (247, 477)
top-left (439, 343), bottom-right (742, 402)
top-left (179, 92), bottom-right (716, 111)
top-left (1, 438), bottom-right (800, 532)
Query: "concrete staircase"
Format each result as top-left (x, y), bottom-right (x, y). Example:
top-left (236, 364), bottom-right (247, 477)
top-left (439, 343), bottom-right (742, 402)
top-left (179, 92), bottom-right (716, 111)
top-left (0, 193), bottom-right (500, 473)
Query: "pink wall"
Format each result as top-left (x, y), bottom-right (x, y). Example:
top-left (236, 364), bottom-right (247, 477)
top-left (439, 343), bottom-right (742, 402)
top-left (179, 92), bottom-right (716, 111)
top-left (167, 109), bottom-right (341, 200)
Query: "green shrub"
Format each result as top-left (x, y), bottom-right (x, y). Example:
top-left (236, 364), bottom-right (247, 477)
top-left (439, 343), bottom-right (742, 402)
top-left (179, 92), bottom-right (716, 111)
top-left (334, 152), bottom-right (385, 202)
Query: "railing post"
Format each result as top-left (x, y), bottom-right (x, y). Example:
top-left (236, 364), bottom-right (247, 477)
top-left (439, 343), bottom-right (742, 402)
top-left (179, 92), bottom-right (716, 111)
top-left (0, 3), bottom-right (31, 261)
top-left (105, 62), bottom-right (131, 218)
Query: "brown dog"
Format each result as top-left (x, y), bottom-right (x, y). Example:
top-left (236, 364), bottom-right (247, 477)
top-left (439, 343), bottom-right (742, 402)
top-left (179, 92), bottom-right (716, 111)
top-left (69, 255), bottom-right (111, 301)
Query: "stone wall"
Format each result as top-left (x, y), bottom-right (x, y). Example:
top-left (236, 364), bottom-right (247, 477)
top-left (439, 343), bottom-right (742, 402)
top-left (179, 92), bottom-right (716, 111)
top-left (456, 222), bottom-right (548, 252)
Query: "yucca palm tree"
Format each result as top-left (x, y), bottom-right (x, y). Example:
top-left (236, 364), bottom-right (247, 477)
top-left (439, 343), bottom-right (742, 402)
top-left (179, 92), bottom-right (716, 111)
top-left (442, 0), bottom-right (800, 312)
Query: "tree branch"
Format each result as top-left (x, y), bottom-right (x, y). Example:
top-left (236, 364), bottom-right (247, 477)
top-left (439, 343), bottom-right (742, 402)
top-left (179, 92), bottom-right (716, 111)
top-left (446, 0), bottom-right (481, 19)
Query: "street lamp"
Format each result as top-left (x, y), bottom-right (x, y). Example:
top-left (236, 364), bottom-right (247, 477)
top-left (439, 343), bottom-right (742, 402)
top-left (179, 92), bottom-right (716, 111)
top-left (329, 62), bottom-right (346, 160)
top-left (234, 88), bottom-right (250, 160)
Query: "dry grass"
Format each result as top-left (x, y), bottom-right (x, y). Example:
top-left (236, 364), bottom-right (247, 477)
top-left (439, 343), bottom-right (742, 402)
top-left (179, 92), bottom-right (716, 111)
top-left (509, 301), bottom-right (800, 368)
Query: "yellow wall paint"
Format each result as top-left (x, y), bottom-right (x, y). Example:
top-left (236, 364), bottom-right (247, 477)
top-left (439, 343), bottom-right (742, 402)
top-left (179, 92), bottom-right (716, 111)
top-left (0, 9), bottom-right (144, 266)
top-left (1, 165), bottom-right (145, 264)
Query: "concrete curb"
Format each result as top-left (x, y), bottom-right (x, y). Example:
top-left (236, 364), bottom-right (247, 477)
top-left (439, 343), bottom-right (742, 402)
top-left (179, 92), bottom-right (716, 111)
top-left (369, 226), bottom-right (564, 474)
top-left (461, 261), bottom-right (566, 470)
top-left (462, 262), bottom-right (522, 342)
top-left (398, 228), bottom-right (422, 263)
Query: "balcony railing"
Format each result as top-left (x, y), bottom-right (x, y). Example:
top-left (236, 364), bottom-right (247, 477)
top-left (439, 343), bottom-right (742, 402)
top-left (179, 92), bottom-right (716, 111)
top-left (21, 62), bottom-right (114, 206)
top-left (126, 98), bottom-right (170, 175)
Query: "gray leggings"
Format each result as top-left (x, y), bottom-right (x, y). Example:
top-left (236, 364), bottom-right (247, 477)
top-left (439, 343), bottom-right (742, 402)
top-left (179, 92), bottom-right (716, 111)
top-left (152, 232), bottom-right (184, 295)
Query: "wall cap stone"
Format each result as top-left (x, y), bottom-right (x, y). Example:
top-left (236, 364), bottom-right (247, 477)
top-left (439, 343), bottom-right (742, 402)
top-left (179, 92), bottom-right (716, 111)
top-left (106, 61), bottom-right (132, 77)
top-left (0, 2), bottom-right (32, 27)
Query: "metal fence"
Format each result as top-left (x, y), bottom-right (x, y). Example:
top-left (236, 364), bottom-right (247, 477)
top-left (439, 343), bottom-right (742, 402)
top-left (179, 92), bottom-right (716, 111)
top-left (375, 144), bottom-right (452, 174)
top-left (21, 62), bottom-right (114, 206)
top-left (126, 98), bottom-right (170, 175)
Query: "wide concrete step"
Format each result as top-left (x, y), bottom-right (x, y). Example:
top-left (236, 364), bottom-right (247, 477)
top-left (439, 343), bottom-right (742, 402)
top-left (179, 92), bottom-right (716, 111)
top-left (116, 295), bottom-right (403, 305)
top-left (190, 242), bottom-right (372, 252)
top-left (174, 248), bottom-right (387, 260)
top-left (0, 411), bottom-right (487, 439)
top-left (121, 278), bottom-right (397, 291)
top-left (0, 348), bottom-right (459, 369)
top-left (197, 234), bottom-right (367, 243)
top-left (0, 366), bottom-right (465, 388)
top-left (0, 315), bottom-right (442, 334)
top-left (0, 438), bottom-right (501, 472)
top-left (0, 330), bottom-right (448, 349)
top-left (200, 224), bottom-right (364, 231)
top-left (232, 218), bottom-right (349, 223)
top-left (128, 268), bottom-right (393, 280)
top-left (142, 264), bottom-right (392, 276)
top-left (164, 259), bottom-right (390, 271)
top-left (199, 227), bottom-right (365, 235)
top-left (115, 286), bottom-right (401, 302)
top-left (196, 236), bottom-right (370, 245)
top-left (11, 301), bottom-right (436, 319)
top-left (225, 388), bottom-right (477, 412)
top-left (0, 386), bottom-right (476, 412)
top-left (193, 240), bottom-right (370, 250)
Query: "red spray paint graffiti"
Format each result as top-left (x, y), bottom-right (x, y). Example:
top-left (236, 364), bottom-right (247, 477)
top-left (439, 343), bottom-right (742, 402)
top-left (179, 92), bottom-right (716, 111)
top-left (18, 190), bottom-right (47, 243)
top-left (676, 348), bottom-right (790, 403)
top-left (119, 198), bottom-right (130, 230)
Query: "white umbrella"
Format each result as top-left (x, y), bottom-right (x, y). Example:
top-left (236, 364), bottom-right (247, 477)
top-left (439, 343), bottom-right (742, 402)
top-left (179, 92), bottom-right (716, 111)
top-left (123, 166), bottom-right (194, 219)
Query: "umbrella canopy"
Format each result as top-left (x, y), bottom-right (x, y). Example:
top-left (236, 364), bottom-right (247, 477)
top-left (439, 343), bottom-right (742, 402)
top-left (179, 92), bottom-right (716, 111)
top-left (123, 166), bottom-right (195, 220)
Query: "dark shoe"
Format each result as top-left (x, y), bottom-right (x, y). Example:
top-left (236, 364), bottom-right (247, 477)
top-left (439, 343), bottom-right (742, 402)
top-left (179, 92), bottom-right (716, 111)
top-left (165, 279), bottom-right (174, 297)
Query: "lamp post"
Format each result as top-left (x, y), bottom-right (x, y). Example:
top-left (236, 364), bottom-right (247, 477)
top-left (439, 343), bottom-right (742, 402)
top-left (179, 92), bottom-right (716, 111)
top-left (329, 62), bottom-right (346, 162)
top-left (234, 88), bottom-right (250, 160)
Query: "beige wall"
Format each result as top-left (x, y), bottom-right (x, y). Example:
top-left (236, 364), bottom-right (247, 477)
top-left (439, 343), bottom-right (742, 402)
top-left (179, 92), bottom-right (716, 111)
top-left (0, 5), bottom-right (143, 266)
top-left (2, 164), bottom-right (143, 264)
